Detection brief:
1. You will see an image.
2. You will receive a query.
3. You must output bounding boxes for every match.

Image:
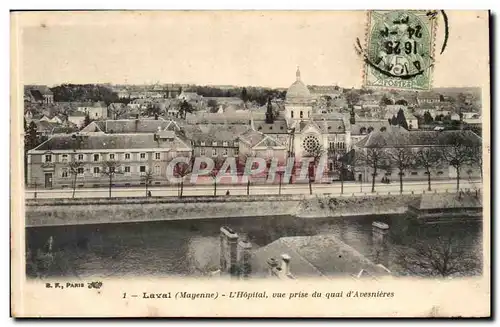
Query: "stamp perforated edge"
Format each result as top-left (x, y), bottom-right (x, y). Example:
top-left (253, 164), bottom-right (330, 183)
top-left (361, 10), bottom-right (439, 91)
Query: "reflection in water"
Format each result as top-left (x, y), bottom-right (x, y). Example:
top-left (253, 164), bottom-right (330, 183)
top-left (26, 215), bottom-right (482, 278)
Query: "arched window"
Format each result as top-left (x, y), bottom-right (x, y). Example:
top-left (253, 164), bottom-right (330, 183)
top-left (300, 111), bottom-right (303, 119)
top-left (291, 111), bottom-right (294, 118)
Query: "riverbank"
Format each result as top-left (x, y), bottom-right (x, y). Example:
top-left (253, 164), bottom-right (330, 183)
top-left (295, 195), bottom-right (419, 218)
top-left (25, 194), bottom-right (421, 227)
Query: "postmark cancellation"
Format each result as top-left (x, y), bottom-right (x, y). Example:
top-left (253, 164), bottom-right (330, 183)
top-left (362, 10), bottom-right (437, 91)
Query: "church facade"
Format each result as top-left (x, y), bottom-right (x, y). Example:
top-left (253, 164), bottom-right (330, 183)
top-left (284, 68), bottom-right (351, 169)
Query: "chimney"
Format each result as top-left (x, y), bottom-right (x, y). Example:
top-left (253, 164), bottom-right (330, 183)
top-left (237, 238), bottom-right (252, 279)
top-left (220, 226), bottom-right (239, 278)
top-left (372, 221), bottom-right (390, 269)
top-left (267, 257), bottom-right (279, 277)
top-left (281, 254), bottom-right (291, 276)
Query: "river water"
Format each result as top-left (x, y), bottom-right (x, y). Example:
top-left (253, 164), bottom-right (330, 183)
top-left (26, 214), bottom-right (483, 279)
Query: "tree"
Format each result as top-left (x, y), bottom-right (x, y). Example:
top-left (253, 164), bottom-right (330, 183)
top-left (415, 147), bottom-right (443, 191)
top-left (241, 87), bottom-right (249, 104)
top-left (179, 100), bottom-right (194, 119)
top-left (440, 135), bottom-right (477, 191)
top-left (457, 92), bottom-right (467, 106)
top-left (68, 161), bottom-right (83, 198)
top-left (387, 146), bottom-right (415, 194)
top-left (101, 161), bottom-right (123, 198)
top-left (324, 95), bottom-right (332, 109)
top-left (396, 109), bottom-right (409, 130)
top-left (277, 171), bottom-right (284, 195)
top-left (208, 156), bottom-right (225, 197)
top-left (143, 104), bottom-right (162, 118)
top-left (423, 111), bottom-right (434, 124)
top-left (173, 161), bottom-right (192, 197)
top-left (395, 99), bottom-right (408, 105)
top-left (142, 169), bottom-right (154, 197)
top-left (108, 103), bottom-right (128, 120)
top-left (305, 145), bottom-right (325, 195)
top-left (470, 146), bottom-right (483, 179)
top-left (395, 233), bottom-right (481, 277)
top-left (83, 112), bottom-right (92, 128)
top-left (360, 146), bottom-right (389, 193)
top-left (207, 99), bottom-right (219, 113)
top-left (329, 147), bottom-right (350, 194)
top-left (435, 114), bottom-right (444, 122)
top-left (26, 121), bottom-right (39, 151)
top-left (238, 154), bottom-right (253, 195)
top-left (345, 90), bottom-right (361, 108)
top-left (380, 95), bottom-right (393, 106)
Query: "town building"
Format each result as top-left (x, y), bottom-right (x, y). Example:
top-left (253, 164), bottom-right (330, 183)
top-left (26, 131), bottom-right (192, 189)
top-left (80, 118), bottom-right (182, 134)
top-left (24, 85), bottom-right (54, 104)
top-left (416, 91), bottom-right (441, 105)
top-left (77, 102), bottom-right (108, 120)
top-left (68, 111), bottom-right (87, 128)
top-left (384, 105), bottom-right (419, 130)
top-left (355, 127), bottom-right (482, 183)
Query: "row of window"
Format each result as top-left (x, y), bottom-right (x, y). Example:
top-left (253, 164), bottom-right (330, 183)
top-left (290, 110), bottom-right (310, 119)
top-left (200, 141), bottom-right (236, 147)
top-left (199, 148), bottom-right (238, 156)
top-left (44, 152), bottom-right (168, 163)
top-left (379, 171), bottom-right (445, 176)
top-left (60, 165), bottom-right (162, 178)
top-left (328, 142), bottom-right (346, 150)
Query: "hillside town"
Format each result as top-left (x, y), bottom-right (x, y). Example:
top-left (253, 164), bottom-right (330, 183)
top-left (24, 67), bottom-right (482, 194)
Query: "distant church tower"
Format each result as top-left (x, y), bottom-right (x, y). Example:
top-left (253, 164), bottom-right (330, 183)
top-left (265, 98), bottom-right (274, 124)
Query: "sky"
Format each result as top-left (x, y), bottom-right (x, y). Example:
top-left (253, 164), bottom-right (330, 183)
top-left (15, 11), bottom-right (489, 89)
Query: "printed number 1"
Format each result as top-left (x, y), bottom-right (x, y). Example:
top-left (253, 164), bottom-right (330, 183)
top-left (123, 292), bottom-right (127, 299)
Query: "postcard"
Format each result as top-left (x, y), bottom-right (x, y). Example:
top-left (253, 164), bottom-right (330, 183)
top-left (11, 10), bottom-right (490, 317)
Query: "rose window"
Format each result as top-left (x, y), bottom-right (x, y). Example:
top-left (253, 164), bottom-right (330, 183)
top-left (302, 135), bottom-right (320, 154)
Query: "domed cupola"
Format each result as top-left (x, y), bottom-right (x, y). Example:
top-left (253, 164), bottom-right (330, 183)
top-left (285, 67), bottom-right (311, 104)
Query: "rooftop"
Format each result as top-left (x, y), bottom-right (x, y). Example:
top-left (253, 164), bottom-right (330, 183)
top-left (252, 234), bottom-right (391, 279)
top-left (30, 133), bottom-right (191, 152)
top-left (356, 128), bottom-right (482, 148)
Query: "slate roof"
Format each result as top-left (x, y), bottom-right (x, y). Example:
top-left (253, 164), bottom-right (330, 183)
top-left (29, 90), bottom-right (45, 102)
top-left (34, 120), bottom-right (59, 132)
top-left (238, 129), bottom-right (285, 148)
top-left (185, 112), bottom-right (252, 125)
top-left (80, 119), bottom-right (181, 134)
top-left (69, 111), bottom-right (87, 117)
top-left (31, 133), bottom-right (191, 152)
top-left (350, 120), bottom-right (391, 135)
top-left (417, 91), bottom-right (441, 100)
top-left (251, 234), bottom-right (390, 278)
top-left (238, 129), bottom-right (266, 147)
top-left (356, 128), bottom-right (482, 148)
top-left (182, 124), bottom-right (250, 145)
top-left (253, 117), bottom-right (289, 134)
top-left (297, 119), bottom-right (345, 134)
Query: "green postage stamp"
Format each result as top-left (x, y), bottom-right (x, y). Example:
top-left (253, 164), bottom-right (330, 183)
top-left (363, 10), bottom-right (437, 90)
